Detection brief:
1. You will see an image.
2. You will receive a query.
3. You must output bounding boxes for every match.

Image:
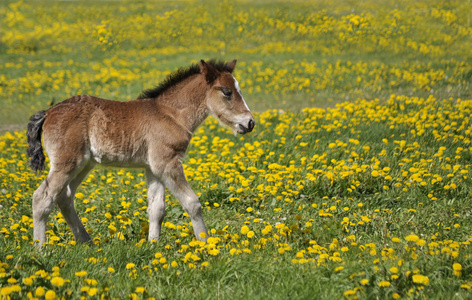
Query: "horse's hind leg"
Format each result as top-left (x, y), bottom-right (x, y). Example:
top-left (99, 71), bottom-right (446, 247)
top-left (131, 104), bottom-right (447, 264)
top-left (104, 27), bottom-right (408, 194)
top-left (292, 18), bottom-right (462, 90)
top-left (145, 169), bottom-right (166, 241)
top-left (56, 163), bottom-right (95, 244)
top-left (33, 168), bottom-right (75, 248)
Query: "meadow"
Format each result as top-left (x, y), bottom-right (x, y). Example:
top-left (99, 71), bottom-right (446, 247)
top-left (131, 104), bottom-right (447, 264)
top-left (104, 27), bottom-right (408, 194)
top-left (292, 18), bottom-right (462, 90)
top-left (1, 0), bottom-right (472, 299)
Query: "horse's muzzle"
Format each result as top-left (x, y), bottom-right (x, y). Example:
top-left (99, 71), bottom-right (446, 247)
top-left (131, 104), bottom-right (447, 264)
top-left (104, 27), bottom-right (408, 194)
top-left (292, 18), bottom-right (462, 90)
top-left (239, 119), bottom-right (255, 134)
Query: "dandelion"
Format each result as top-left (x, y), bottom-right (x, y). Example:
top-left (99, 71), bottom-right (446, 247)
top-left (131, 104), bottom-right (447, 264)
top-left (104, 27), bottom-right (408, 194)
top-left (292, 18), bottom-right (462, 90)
top-left (0, 287), bottom-right (11, 297)
top-left (416, 239), bottom-right (426, 246)
top-left (35, 287), bottom-right (46, 297)
top-left (50, 277), bottom-right (65, 287)
top-left (378, 280), bottom-right (391, 287)
top-left (45, 290), bottom-right (56, 300)
top-left (344, 289), bottom-right (356, 297)
top-left (334, 266), bottom-right (344, 272)
top-left (22, 277), bottom-right (34, 286)
top-left (126, 263), bottom-right (136, 269)
top-left (7, 278), bottom-right (17, 284)
top-left (88, 288), bottom-right (98, 296)
top-left (453, 263), bottom-right (462, 276)
top-left (405, 234), bottom-right (419, 242)
top-left (412, 274), bottom-right (430, 285)
top-left (75, 271), bottom-right (87, 277)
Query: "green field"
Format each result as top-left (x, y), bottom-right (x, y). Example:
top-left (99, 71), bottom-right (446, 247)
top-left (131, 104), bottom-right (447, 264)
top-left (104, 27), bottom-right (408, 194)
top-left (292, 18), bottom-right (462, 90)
top-left (1, 0), bottom-right (472, 299)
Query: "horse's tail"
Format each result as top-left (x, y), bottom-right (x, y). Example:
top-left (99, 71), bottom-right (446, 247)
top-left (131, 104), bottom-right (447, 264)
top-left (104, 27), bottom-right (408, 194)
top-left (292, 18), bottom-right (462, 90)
top-left (27, 110), bottom-right (47, 172)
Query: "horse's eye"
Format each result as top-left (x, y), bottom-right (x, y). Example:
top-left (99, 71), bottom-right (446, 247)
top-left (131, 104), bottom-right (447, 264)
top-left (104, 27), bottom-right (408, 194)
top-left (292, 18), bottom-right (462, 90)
top-left (221, 88), bottom-right (232, 98)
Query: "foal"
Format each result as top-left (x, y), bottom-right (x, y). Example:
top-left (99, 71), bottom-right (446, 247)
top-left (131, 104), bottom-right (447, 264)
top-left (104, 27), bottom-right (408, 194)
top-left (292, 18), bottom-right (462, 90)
top-left (27, 59), bottom-right (255, 248)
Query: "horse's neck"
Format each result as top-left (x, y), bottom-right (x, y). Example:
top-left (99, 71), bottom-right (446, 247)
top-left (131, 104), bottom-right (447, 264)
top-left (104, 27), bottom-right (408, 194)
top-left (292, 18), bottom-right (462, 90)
top-left (156, 75), bottom-right (209, 133)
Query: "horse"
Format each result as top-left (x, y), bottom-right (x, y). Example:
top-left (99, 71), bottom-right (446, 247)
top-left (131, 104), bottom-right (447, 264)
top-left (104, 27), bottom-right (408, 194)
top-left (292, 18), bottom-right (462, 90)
top-left (27, 59), bottom-right (255, 248)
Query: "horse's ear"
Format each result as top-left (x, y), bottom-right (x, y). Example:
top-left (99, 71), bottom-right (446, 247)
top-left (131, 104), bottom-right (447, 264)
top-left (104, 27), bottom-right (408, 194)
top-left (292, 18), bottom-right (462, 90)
top-left (225, 59), bottom-right (237, 73)
top-left (200, 60), bottom-right (219, 84)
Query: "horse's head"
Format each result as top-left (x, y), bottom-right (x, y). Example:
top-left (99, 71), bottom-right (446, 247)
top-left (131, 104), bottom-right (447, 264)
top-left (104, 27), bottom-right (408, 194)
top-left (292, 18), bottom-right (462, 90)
top-left (200, 59), bottom-right (255, 135)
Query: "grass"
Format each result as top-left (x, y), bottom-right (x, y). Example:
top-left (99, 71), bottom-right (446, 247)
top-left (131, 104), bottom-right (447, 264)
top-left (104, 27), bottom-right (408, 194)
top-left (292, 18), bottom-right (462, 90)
top-left (2, 96), bottom-right (472, 299)
top-left (1, 0), bottom-right (472, 299)
top-left (1, 0), bottom-right (472, 128)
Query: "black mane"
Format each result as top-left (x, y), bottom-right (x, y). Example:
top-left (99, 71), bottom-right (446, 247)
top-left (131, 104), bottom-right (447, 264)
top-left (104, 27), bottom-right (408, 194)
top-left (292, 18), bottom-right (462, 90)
top-left (138, 59), bottom-right (233, 99)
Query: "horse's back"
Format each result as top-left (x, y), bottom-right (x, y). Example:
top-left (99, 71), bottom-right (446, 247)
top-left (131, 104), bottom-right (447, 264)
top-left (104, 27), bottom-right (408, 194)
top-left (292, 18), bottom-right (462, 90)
top-left (42, 95), bottom-right (143, 167)
top-left (41, 94), bottom-right (192, 169)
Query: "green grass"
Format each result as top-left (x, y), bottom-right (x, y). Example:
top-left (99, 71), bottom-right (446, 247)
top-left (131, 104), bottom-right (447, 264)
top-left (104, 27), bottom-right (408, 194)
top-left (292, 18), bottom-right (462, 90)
top-left (2, 96), bottom-right (472, 298)
top-left (1, 0), bottom-right (472, 128)
top-left (1, 0), bottom-right (472, 299)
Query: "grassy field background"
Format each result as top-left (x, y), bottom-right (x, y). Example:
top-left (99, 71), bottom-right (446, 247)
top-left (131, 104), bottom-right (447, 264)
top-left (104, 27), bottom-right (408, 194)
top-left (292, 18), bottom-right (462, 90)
top-left (1, 0), bottom-right (472, 127)
top-left (1, 0), bottom-right (472, 299)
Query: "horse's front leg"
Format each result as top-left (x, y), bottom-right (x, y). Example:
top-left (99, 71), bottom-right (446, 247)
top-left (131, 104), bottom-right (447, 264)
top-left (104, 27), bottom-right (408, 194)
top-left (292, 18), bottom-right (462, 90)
top-left (160, 159), bottom-right (208, 242)
top-left (145, 169), bottom-right (166, 242)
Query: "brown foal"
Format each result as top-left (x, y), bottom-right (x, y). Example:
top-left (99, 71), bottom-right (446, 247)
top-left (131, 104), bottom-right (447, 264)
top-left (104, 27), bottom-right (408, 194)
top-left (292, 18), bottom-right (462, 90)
top-left (27, 59), bottom-right (255, 248)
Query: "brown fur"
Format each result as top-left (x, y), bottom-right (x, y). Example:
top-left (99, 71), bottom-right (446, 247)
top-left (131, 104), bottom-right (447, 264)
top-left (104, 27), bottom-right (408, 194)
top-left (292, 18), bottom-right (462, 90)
top-left (27, 60), bottom-right (255, 248)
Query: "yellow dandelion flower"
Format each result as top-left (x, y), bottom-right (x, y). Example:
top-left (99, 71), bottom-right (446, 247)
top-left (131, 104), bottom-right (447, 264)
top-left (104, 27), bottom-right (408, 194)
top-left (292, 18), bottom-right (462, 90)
top-left (88, 288), bottom-right (98, 296)
top-left (416, 239), bottom-right (426, 246)
top-left (453, 263), bottom-right (462, 276)
top-left (126, 263), bottom-right (136, 269)
top-left (334, 266), bottom-right (344, 272)
top-left (453, 263), bottom-right (462, 271)
top-left (75, 271), bottom-right (87, 277)
top-left (7, 278), bottom-right (17, 284)
top-left (412, 274), bottom-right (429, 285)
top-left (378, 280), bottom-right (391, 287)
top-left (405, 234), bottom-right (419, 242)
top-left (0, 287), bottom-right (11, 296)
top-left (344, 290), bottom-right (356, 297)
top-left (35, 287), bottom-right (46, 297)
top-left (45, 290), bottom-right (56, 300)
top-left (50, 277), bottom-right (65, 287)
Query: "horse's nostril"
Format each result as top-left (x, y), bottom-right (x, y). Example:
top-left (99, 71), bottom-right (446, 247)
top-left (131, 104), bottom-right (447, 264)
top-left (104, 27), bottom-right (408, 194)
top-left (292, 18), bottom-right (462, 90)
top-left (248, 119), bottom-right (255, 131)
top-left (238, 119), bottom-right (255, 134)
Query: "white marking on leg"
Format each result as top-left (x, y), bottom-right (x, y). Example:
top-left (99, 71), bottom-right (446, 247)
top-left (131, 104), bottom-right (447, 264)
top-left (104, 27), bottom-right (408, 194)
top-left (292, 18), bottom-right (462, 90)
top-left (146, 170), bottom-right (166, 242)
